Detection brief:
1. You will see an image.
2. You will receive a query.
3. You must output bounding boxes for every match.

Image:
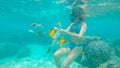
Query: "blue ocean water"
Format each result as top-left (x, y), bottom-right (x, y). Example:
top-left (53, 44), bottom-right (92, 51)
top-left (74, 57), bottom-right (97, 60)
top-left (0, 0), bottom-right (120, 68)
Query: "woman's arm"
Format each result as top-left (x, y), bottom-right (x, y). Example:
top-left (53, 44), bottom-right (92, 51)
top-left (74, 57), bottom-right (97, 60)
top-left (60, 22), bottom-right (87, 38)
top-left (78, 22), bottom-right (87, 37)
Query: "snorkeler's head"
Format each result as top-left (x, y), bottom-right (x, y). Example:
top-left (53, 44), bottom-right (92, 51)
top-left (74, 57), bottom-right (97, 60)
top-left (72, 16), bottom-right (83, 24)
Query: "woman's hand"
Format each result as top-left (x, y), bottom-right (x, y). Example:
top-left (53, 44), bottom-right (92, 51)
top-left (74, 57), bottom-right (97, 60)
top-left (60, 29), bottom-right (69, 34)
top-left (53, 27), bottom-right (68, 35)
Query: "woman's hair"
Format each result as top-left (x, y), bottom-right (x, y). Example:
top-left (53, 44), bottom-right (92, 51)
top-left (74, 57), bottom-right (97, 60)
top-left (70, 0), bottom-right (87, 23)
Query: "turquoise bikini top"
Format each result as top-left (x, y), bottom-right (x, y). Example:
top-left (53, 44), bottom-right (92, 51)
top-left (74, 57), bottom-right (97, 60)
top-left (70, 23), bottom-right (81, 34)
top-left (62, 23), bottom-right (81, 42)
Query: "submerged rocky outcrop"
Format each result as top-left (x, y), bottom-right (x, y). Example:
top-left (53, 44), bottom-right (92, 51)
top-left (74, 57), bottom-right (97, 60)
top-left (112, 39), bottom-right (120, 57)
top-left (16, 46), bottom-right (31, 59)
top-left (75, 39), bottom-right (112, 68)
top-left (0, 42), bottom-right (31, 60)
top-left (0, 42), bottom-right (19, 59)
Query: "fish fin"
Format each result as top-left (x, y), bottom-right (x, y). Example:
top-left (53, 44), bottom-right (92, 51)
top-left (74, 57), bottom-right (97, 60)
top-left (46, 47), bottom-right (51, 55)
top-left (81, 56), bottom-right (87, 63)
top-left (58, 21), bottom-right (62, 29)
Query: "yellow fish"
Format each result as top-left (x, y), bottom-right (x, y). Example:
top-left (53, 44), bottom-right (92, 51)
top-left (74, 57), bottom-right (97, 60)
top-left (49, 21), bottom-right (62, 39)
top-left (59, 38), bottom-right (67, 47)
top-left (81, 51), bottom-right (85, 62)
top-left (49, 29), bottom-right (57, 39)
top-left (82, 51), bottom-right (85, 56)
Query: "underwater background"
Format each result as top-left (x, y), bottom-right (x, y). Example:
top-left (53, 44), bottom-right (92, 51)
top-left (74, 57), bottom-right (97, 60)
top-left (0, 0), bottom-right (120, 68)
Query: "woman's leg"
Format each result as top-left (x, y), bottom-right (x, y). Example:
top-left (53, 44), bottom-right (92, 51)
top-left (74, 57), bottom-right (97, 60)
top-left (63, 47), bottom-right (82, 68)
top-left (54, 47), bottom-right (70, 68)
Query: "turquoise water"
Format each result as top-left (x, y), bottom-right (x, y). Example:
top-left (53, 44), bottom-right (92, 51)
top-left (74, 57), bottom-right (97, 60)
top-left (0, 0), bottom-right (120, 68)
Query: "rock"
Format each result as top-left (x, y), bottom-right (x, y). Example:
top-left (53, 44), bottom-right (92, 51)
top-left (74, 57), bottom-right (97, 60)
top-left (112, 39), bottom-right (120, 57)
top-left (75, 40), bottom-right (112, 68)
top-left (106, 62), bottom-right (116, 68)
top-left (0, 42), bottom-right (19, 59)
top-left (16, 46), bottom-right (31, 59)
top-left (0, 42), bottom-right (30, 60)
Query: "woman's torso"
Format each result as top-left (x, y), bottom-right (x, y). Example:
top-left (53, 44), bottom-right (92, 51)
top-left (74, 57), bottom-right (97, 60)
top-left (70, 23), bottom-right (84, 44)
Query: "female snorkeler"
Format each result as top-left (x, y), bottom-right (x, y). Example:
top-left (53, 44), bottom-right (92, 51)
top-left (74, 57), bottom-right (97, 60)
top-left (53, 0), bottom-right (87, 68)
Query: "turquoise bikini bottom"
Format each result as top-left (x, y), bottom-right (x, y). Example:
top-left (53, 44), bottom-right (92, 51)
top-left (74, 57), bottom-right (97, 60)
top-left (69, 42), bottom-right (85, 50)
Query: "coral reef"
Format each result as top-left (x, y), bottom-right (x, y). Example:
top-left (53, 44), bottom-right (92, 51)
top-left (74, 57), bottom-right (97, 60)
top-left (75, 40), bottom-right (112, 68)
top-left (97, 56), bottom-right (120, 68)
top-left (112, 39), bottom-right (120, 57)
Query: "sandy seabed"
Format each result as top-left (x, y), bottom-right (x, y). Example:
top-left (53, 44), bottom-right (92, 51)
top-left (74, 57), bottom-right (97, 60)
top-left (0, 44), bottom-right (83, 68)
